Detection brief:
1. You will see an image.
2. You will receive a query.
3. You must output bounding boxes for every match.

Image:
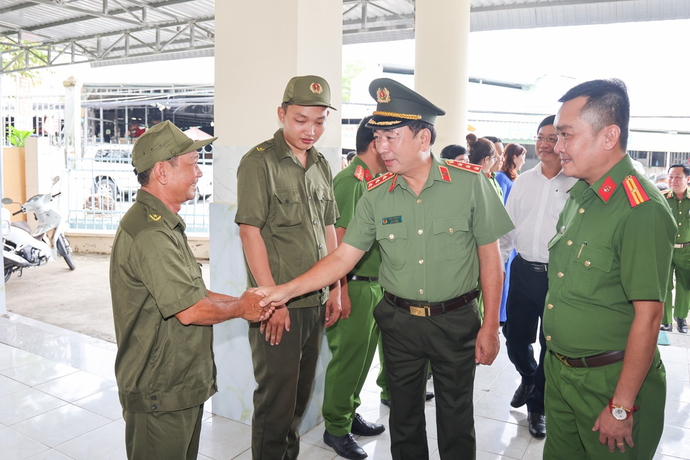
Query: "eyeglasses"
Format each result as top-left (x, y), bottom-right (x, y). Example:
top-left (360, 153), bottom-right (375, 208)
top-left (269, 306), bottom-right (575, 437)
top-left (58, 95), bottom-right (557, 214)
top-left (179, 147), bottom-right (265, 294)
top-left (535, 136), bottom-right (558, 144)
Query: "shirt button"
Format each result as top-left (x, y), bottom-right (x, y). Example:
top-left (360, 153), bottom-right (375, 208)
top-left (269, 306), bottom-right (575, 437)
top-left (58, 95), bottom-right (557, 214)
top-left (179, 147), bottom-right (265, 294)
top-left (547, 303), bottom-right (553, 309)
top-left (579, 208), bottom-right (585, 214)
top-left (449, 228), bottom-right (454, 234)
top-left (318, 244), bottom-right (322, 249)
top-left (680, 223), bottom-right (683, 226)
top-left (417, 199), bottom-right (422, 204)
top-left (389, 234), bottom-right (395, 240)
top-left (151, 395), bottom-right (157, 400)
top-left (419, 259), bottom-right (424, 264)
top-left (419, 289), bottom-right (424, 295)
top-left (308, 196), bottom-right (312, 200)
top-left (418, 229), bottom-right (423, 235)
top-left (558, 272), bottom-right (564, 278)
top-left (567, 240), bottom-right (573, 246)
top-left (313, 220), bottom-right (317, 225)
top-left (546, 335), bottom-right (552, 341)
top-left (152, 404), bottom-right (158, 410)
top-left (585, 261), bottom-right (591, 267)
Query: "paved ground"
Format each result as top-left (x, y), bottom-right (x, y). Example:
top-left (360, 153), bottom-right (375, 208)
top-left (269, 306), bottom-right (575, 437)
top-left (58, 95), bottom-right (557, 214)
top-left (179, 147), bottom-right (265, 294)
top-left (5, 252), bottom-right (690, 350)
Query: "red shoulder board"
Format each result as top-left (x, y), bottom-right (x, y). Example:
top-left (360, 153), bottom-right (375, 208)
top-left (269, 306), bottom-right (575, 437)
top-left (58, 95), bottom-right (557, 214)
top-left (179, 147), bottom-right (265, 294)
top-left (622, 175), bottom-right (650, 207)
top-left (354, 165), bottom-right (365, 182)
top-left (439, 165), bottom-right (451, 182)
top-left (598, 176), bottom-right (617, 203)
top-left (445, 159), bottom-right (481, 174)
top-left (367, 172), bottom-right (396, 191)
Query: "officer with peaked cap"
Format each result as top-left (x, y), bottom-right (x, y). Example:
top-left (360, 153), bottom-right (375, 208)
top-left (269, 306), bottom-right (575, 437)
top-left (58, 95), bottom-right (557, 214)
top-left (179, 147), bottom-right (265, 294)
top-left (235, 75), bottom-right (340, 460)
top-left (110, 120), bottom-right (271, 460)
top-left (254, 78), bottom-right (514, 460)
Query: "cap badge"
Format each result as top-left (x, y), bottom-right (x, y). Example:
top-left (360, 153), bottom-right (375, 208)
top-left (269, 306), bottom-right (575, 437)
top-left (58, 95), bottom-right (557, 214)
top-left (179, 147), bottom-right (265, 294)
top-left (376, 87), bottom-right (391, 103)
top-left (310, 83), bottom-right (323, 94)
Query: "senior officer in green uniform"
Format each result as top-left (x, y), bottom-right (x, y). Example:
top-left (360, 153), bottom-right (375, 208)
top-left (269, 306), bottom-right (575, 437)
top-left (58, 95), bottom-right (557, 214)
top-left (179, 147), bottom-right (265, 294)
top-left (543, 79), bottom-right (674, 460)
top-left (235, 75), bottom-right (341, 460)
top-left (110, 121), bottom-right (270, 460)
top-left (322, 115), bottom-right (388, 459)
top-left (662, 163), bottom-right (690, 333)
top-left (255, 78), bottom-right (514, 460)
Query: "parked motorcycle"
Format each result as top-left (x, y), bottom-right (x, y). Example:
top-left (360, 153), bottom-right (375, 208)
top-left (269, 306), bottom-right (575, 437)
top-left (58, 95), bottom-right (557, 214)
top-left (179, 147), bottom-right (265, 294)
top-left (2, 176), bottom-right (75, 282)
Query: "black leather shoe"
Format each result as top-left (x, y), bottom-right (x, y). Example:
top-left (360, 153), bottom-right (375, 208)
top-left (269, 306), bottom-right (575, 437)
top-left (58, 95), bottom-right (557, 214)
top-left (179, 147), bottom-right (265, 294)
top-left (324, 430), bottom-right (368, 459)
top-left (528, 412), bottom-right (546, 439)
top-left (510, 383), bottom-right (535, 408)
top-left (351, 413), bottom-right (385, 436)
top-left (425, 391), bottom-right (435, 401)
top-left (660, 323), bottom-right (673, 332)
top-left (676, 317), bottom-right (688, 334)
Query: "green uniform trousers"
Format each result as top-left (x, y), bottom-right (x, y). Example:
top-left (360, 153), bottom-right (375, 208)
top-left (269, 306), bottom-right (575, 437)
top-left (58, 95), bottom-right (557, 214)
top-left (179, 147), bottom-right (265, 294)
top-left (664, 247), bottom-right (690, 325)
top-left (123, 403), bottom-right (204, 460)
top-left (249, 304), bottom-right (325, 460)
top-left (374, 295), bottom-right (481, 460)
top-left (323, 280), bottom-right (384, 435)
top-left (544, 349), bottom-right (666, 460)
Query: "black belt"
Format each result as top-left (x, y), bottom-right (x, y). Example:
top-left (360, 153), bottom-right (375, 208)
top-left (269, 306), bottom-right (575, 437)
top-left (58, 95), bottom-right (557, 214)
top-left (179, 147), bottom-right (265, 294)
top-left (346, 274), bottom-right (379, 282)
top-left (517, 254), bottom-right (548, 273)
top-left (551, 350), bottom-right (625, 368)
top-left (674, 242), bottom-right (690, 249)
top-left (384, 290), bottom-right (479, 317)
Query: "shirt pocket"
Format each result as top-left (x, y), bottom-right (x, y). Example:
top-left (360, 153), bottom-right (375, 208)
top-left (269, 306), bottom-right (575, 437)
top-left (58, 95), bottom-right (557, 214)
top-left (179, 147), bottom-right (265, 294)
top-left (432, 217), bottom-right (469, 261)
top-left (272, 189), bottom-right (303, 228)
top-left (313, 187), bottom-right (334, 219)
top-left (376, 224), bottom-right (408, 267)
top-left (572, 245), bottom-right (614, 294)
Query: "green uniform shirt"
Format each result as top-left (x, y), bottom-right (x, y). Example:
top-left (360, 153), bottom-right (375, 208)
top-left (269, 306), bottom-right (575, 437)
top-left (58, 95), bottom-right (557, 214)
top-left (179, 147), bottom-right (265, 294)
top-left (665, 188), bottom-right (690, 243)
top-left (487, 171), bottom-right (504, 202)
top-left (333, 155), bottom-right (381, 277)
top-left (110, 190), bottom-right (214, 413)
top-left (343, 156), bottom-right (514, 302)
top-left (235, 129), bottom-right (338, 308)
top-left (543, 155), bottom-right (675, 357)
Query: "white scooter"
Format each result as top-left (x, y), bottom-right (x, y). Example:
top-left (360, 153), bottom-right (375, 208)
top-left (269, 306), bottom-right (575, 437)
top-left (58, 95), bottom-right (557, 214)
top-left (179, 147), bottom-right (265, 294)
top-left (2, 176), bottom-right (75, 282)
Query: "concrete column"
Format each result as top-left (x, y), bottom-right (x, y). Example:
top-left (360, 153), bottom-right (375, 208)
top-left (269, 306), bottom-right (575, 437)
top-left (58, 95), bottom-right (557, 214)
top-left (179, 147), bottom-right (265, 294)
top-left (415, 0), bottom-right (471, 151)
top-left (211, 0), bottom-right (342, 431)
top-left (63, 76), bottom-right (83, 158)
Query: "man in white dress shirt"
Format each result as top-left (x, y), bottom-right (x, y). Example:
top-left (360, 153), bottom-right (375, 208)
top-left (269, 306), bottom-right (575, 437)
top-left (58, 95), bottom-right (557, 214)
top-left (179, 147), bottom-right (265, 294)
top-left (499, 115), bottom-right (578, 438)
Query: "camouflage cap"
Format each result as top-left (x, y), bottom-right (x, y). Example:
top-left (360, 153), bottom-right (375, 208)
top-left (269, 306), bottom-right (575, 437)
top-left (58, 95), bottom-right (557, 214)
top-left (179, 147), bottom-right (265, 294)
top-left (132, 121), bottom-right (217, 174)
top-left (367, 78), bottom-right (445, 129)
top-left (282, 75), bottom-right (337, 110)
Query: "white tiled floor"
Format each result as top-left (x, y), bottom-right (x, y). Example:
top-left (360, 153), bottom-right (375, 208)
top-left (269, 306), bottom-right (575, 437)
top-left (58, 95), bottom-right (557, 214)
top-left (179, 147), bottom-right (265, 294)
top-left (1, 312), bottom-right (689, 460)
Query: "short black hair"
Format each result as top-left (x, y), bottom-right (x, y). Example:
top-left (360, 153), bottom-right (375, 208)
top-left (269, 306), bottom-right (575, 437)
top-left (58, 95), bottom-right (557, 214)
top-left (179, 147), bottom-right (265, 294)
top-left (669, 164), bottom-right (690, 177)
top-left (558, 79), bottom-right (630, 151)
top-left (356, 116), bottom-right (375, 154)
top-left (483, 136), bottom-right (502, 144)
top-left (440, 144), bottom-right (467, 160)
top-left (537, 115), bottom-right (556, 134)
top-left (408, 120), bottom-right (437, 146)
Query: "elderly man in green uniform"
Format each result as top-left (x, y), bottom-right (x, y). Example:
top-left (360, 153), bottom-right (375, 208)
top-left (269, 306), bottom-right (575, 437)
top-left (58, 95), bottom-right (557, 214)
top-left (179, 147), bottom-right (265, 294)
top-left (543, 79), bottom-right (674, 459)
top-left (110, 121), bottom-right (270, 460)
top-left (662, 163), bottom-right (690, 334)
top-left (235, 75), bottom-right (341, 460)
top-left (322, 115), bottom-right (387, 459)
top-left (255, 78), bottom-right (514, 460)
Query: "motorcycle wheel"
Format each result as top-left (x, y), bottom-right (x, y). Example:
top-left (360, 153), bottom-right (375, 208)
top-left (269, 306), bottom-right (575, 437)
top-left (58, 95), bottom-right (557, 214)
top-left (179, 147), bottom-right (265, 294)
top-left (3, 266), bottom-right (11, 283)
top-left (57, 234), bottom-right (76, 271)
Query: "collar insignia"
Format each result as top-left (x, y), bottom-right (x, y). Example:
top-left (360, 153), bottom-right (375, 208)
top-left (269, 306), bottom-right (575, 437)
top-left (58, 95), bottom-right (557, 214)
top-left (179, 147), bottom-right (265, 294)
top-left (354, 165), bottom-right (365, 181)
top-left (598, 176), bottom-right (617, 203)
top-left (376, 87), bottom-right (391, 103)
top-left (388, 174), bottom-right (397, 192)
top-left (364, 168), bottom-right (373, 182)
top-left (149, 214), bottom-right (162, 221)
top-left (439, 165), bottom-right (451, 182)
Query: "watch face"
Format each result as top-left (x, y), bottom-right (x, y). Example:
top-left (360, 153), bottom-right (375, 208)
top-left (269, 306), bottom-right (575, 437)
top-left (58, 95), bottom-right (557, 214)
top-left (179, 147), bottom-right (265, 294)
top-left (612, 407), bottom-right (628, 420)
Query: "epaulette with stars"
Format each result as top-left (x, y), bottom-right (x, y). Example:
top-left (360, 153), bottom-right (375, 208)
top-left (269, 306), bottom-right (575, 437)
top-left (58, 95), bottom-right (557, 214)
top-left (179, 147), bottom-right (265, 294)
top-left (367, 172), bottom-right (396, 192)
top-left (445, 159), bottom-right (482, 174)
top-left (622, 175), bottom-right (650, 208)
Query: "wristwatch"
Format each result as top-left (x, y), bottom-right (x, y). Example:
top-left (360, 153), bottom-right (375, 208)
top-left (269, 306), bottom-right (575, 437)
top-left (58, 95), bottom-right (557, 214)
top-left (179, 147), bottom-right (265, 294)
top-left (609, 398), bottom-right (637, 420)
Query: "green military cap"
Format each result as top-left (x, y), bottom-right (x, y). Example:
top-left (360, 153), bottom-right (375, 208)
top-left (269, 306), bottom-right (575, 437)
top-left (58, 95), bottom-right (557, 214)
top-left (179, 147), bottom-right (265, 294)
top-left (283, 75), bottom-right (337, 110)
top-left (132, 120), bottom-right (217, 174)
top-left (367, 78), bottom-right (445, 129)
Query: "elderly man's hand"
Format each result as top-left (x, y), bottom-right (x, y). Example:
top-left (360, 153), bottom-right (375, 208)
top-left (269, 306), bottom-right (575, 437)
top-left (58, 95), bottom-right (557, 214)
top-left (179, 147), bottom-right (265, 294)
top-left (239, 290), bottom-right (273, 322)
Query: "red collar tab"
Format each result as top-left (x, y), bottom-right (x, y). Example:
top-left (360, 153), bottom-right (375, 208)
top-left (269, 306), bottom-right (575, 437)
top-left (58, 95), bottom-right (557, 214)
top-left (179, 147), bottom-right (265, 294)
top-left (439, 165), bottom-right (451, 182)
top-left (622, 175), bottom-right (650, 208)
top-left (598, 176), bottom-right (617, 203)
top-left (364, 168), bottom-right (373, 182)
top-left (388, 174), bottom-right (398, 192)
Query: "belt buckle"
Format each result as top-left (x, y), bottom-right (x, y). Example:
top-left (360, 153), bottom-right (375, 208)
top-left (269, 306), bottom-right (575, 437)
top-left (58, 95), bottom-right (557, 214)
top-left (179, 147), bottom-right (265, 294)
top-left (409, 305), bottom-right (429, 317)
top-left (555, 352), bottom-right (573, 368)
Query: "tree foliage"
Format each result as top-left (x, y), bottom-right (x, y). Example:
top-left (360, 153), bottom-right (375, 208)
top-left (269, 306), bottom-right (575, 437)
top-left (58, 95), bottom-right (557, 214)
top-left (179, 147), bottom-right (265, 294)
top-left (342, 60), bottom-right (366, 103)
top-left (0, 41), bottom-right (49, 82)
